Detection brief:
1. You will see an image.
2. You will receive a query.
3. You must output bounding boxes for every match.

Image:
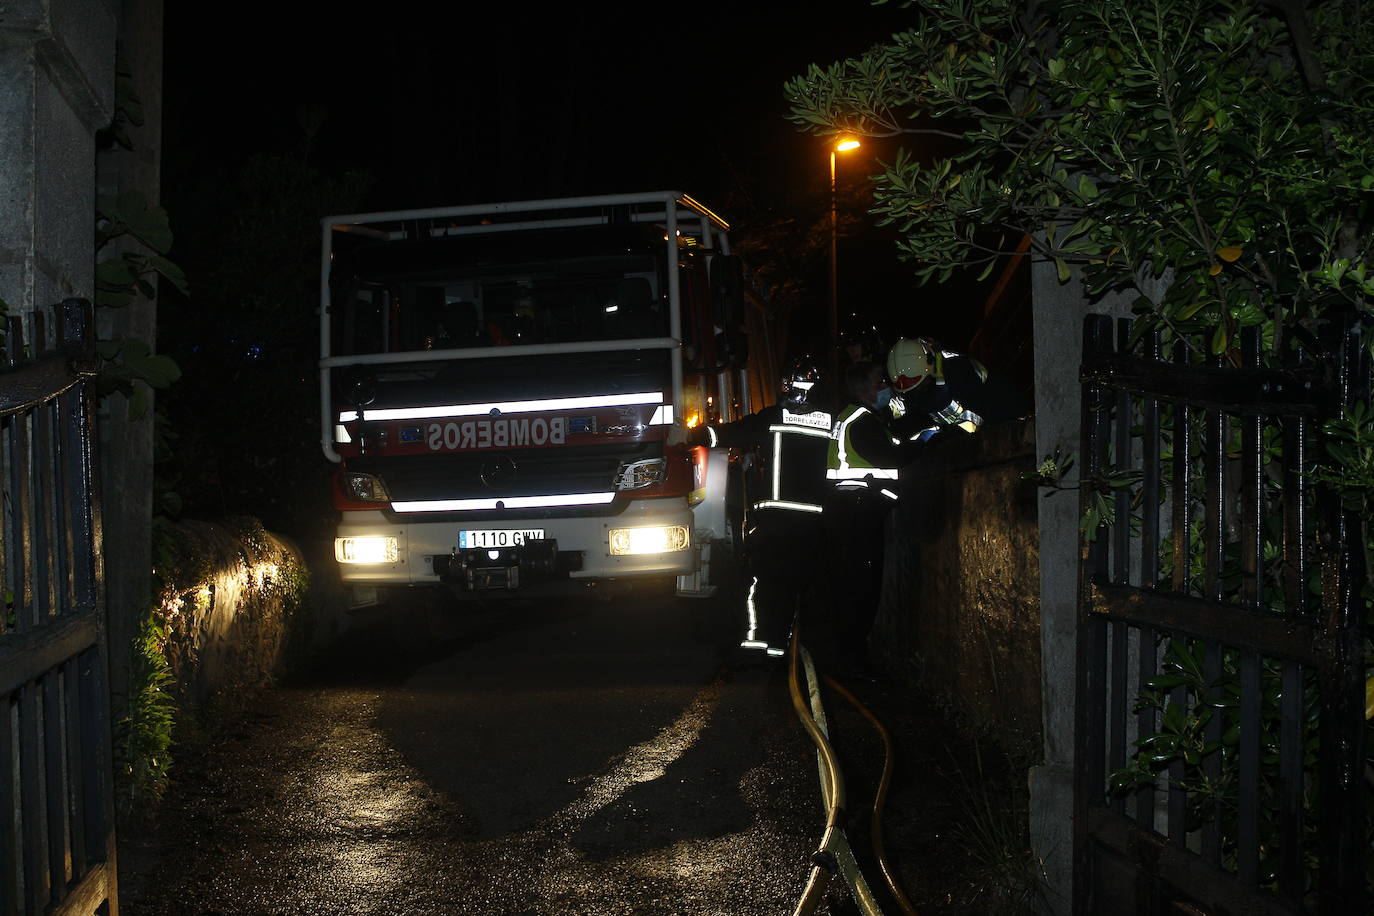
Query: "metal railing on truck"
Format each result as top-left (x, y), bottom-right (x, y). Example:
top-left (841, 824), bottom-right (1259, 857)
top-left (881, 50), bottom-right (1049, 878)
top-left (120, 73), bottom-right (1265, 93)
top-left (318, 191), bottom-right (735, 465)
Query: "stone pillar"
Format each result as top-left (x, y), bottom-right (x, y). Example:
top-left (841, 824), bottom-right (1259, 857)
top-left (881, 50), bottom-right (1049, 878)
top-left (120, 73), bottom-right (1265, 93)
top-left (96, 0), bottom-right (164, 719)
top-left (1027, 262), bottom-right (1086, 915)
top-left (0, 0), bottom-right (118, 310)
top-left (0, 0), bottom-right (164, 720)
top-left (1029, 262), bottom-right (1135, 913)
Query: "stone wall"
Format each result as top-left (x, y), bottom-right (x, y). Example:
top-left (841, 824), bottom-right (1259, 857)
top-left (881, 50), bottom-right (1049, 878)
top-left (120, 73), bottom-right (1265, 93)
top-left (871, 417), bottom-right (1042, 748)
top-left (154, 520), bottom-right (314, 717)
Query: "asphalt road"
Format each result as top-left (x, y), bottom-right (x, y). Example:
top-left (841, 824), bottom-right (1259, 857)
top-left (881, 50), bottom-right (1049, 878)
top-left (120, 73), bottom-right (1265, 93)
top-left (119, 589), bottom-right (859, 915)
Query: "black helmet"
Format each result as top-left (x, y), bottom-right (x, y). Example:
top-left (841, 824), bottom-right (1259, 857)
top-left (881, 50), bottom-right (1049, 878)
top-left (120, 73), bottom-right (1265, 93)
top-left (839, 315), bottom-right (885, 364)
top-left (780, 357), bottom-right (821, 409)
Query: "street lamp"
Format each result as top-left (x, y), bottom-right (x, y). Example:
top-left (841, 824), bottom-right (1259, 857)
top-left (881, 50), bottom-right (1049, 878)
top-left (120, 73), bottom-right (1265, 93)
top-left (829, 137), bottom-right (861, 380)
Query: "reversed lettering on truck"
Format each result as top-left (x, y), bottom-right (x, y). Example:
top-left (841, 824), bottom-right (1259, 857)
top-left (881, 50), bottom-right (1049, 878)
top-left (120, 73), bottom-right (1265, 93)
top-left (426, 417), bottom-right (568, 451)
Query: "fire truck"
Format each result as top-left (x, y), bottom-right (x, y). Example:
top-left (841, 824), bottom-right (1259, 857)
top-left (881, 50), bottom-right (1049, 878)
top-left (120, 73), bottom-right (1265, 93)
top-left (319, 192), bottom-right (751, 607)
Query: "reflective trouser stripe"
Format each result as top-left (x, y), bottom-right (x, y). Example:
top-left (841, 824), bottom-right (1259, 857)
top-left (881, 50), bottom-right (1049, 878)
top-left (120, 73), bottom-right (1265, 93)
top-left (745, 576), bottom-right (759, 642)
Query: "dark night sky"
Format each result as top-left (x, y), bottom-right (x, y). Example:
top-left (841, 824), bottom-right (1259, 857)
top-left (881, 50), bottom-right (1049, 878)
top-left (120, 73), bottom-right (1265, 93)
top-left (164, 3), bottom-right (913, 207)
top-left (161, 2), bottom-right (994, 350)
top-left (154, 3), bottom-right (1010, 529)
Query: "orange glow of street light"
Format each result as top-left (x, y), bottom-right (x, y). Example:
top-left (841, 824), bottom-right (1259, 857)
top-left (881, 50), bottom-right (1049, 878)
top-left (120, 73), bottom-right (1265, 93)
top-left (834, 137), bottom-right (861, 152)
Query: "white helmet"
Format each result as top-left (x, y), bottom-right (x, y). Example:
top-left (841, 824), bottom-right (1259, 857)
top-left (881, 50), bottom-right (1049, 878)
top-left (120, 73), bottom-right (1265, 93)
top-left (886, 338), bottom-right (937, 393)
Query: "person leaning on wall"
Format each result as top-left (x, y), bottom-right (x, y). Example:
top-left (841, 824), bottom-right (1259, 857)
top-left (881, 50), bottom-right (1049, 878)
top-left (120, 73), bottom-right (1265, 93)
top-left (821, 359), bottom-right (923, 680)
top-left (883, 336), bottom-right (1027, 444)
top-left (821, 338), bottom-right (1025, 680)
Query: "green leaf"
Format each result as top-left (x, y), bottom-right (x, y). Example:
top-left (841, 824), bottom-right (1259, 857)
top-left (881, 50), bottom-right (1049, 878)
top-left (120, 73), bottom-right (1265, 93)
top-left (1176, 299), bottom-right (1208, 320)
top-left (143, 255), bottom-right (189, 295)
top-left (98, 191), bottom-right (173, 253)
top-left (96, 258), bottom-right (138, 288)
top-left (1210, 323), bottom-right (1229, 354)
top-left (126, 384), bottom-right (150, 420)
top-left (96, 289), bottom-right (134, 309)
top-left (1055, 257), bottom-right (1071, 283)
top-left (126, 352), bottom-right (181, 388)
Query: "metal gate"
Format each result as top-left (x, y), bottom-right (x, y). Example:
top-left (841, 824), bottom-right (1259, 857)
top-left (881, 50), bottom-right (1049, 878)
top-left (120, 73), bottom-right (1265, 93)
top-left (1073, 315), bottom-right (1367, 914)
top-left (0, 300), bottom-right (117, 915)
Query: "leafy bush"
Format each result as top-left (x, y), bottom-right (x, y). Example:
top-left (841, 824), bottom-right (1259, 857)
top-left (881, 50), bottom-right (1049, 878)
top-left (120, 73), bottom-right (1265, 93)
top-left (113, 607), bottom-right (176, 821)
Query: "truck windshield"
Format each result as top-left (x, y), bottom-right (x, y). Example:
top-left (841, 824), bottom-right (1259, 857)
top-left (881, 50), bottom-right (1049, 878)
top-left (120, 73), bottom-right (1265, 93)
top-left (337, 251), bottom-right (666, 356)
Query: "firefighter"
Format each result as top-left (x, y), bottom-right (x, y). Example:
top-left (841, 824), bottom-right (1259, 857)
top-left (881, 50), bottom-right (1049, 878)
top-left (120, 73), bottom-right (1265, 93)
top-left (884, 337), bottom-right (1026, 443)
top-left (689, 357), bottom-right (834, 657)
top-left (823, 359), bottom-right (922, 678)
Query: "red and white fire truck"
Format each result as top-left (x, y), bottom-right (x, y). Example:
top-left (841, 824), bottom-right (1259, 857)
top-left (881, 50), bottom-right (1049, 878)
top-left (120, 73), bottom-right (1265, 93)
top-left (319, 192), bottom-right (751, 606)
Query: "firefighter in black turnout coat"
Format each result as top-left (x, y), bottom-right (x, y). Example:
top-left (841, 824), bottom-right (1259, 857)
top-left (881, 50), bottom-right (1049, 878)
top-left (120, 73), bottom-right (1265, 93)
top-left (689, 358), bottom-right (833, 657)
top-left (884, 337), bottom-right (1026, 443)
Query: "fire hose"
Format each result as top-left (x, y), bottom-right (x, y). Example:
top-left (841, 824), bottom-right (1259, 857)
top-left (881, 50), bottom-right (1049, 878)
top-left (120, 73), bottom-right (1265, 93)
top-left (787, 621), bottom-right (918, 916)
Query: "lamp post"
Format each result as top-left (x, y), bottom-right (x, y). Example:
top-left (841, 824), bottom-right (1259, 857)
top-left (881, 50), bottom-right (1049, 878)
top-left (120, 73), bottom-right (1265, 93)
top-left (829, 137), bottom-right (861, 380)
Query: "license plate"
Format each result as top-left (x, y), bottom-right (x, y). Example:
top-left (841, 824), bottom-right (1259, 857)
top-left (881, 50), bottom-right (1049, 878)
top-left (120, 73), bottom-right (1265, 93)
top-left (458, 528), bottom-right (546, 549)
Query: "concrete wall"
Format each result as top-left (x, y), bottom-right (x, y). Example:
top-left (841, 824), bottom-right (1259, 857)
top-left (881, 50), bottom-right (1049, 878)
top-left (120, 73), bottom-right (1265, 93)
top-left (872, 417), bottom-right (1042, 748)
top-left (0, 0), bottom-right (117, 310)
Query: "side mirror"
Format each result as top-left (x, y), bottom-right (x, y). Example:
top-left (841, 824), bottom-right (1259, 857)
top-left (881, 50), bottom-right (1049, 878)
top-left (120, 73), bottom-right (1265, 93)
top-left (345, 373), bottom-right (376, 409)
top-left (710, 255), bottom-right (746, 366)
top-left (710, 255), bottom-right (744, 332)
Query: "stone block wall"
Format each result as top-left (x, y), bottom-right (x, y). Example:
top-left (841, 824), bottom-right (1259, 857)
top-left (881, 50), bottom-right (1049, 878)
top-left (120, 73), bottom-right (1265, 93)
top-left (872, 417), bottom-right (1042, 748)
top-left (154, 520), bottom-right (313, 717)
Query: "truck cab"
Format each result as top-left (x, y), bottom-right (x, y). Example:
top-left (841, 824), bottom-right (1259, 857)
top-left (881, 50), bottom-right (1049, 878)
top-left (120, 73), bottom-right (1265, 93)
top-left (320, 192), bottom-right (750, 606)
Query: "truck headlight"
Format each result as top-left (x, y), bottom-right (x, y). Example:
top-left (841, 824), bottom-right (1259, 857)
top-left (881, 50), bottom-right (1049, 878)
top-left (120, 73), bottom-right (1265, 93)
top-left (612, 457), bottom-right (667, 491)
top-left (336, 536), bottom-right (399, 564)
top-left (344, 472), bottom-right (390, 502)
top-left (608, 525), bottom-right (690, 556)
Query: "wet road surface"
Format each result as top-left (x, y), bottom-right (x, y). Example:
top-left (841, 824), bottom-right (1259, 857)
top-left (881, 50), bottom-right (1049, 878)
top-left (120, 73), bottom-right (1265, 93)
top-left (119, 591), bottom-right (851, 915)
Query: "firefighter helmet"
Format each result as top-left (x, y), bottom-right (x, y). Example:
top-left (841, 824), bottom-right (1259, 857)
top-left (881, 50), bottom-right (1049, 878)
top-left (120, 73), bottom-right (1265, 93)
top-left (780, 357), bottom-right (822, 409)
top-left (886, 338), bottom-right (937, 393)
top-left (839, 315), bottom-right (885, 364)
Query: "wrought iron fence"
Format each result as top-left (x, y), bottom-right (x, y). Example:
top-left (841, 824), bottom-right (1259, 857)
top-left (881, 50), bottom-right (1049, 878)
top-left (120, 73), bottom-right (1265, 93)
top-left (0, 300), bottom-right (117, 915)
top-left (1073, 315), bottom-right (1368, 914)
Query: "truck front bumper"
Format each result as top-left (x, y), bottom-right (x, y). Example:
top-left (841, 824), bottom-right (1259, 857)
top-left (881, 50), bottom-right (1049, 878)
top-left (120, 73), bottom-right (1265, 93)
top-left (334, 498), bottom-right (697, 590)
